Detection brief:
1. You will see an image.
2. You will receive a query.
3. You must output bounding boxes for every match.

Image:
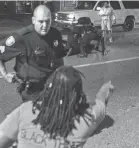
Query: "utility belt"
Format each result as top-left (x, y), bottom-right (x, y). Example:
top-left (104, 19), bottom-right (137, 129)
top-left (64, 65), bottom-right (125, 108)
top-left (13, 73), bottom-right (47, 96)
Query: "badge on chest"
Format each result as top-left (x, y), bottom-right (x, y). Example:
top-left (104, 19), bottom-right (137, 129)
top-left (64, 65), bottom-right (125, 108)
top-left (53, 40), bottom-right (59, 47)
top-left (34, 46), bottom-right (46, 56)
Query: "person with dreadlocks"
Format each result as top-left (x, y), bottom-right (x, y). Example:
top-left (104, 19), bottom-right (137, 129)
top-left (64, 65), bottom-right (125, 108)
top-left (0, 65), bottom-right (114, 148)
top-left (0, 5), bottom-right (66, 101)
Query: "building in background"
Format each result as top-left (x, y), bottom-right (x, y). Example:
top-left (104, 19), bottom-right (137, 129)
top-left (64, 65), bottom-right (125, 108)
top-left (60, 1), bottom-right (77, 10)
top-left (0, 1), bottom-right (78, 15)
top-left (0, 1), bottom-right (16, 15)
top-left (0, 1), bottom-right (139, 15)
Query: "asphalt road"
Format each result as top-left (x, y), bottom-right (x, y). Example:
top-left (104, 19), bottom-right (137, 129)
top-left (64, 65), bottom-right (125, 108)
top-left (81, 58), bottom-right (139, 148)
top-left (76, 27), bottom-right (139, 147)
top-left (0, 25), bottom-right (139, 147)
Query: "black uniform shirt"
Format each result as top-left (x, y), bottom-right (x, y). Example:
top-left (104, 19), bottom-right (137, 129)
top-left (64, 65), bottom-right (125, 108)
top-left (67, 33), bottom-right (80, 50)
top-left (0, 26), bottom-right (65, 76)
top-left (81, 31), bottom-right (100, 46)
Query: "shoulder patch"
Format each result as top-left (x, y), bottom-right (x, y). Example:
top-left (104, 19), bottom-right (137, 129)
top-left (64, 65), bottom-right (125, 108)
top-left (5, 36), bottom-right (15, 46)
top-left (53, 40), bottom-right (59, 47)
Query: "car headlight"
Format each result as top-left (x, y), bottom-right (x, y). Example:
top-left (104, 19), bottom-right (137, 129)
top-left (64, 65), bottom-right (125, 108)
top-left (67, 14), bottom-right (75, 19)
top-left (55, 13), bottom-right (58, 17)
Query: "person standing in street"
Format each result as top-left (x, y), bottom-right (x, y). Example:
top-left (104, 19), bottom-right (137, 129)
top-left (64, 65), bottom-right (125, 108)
top-left (0, 5), bottom-right (66, 101)
top-left (99, 1), bottom-right (116, 43)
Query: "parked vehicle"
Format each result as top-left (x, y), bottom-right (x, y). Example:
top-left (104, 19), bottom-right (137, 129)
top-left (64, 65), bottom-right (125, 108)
top-left (54, 0), bottom-right (139, 32)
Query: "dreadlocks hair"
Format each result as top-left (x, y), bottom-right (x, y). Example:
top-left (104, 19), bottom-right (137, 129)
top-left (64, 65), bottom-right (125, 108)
top-left (32, 65), bottom-right (91, 139)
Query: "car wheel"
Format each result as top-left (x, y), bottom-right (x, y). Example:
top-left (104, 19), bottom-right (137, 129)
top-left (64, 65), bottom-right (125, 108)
top-left (123, 18), bottom-right (135, 32)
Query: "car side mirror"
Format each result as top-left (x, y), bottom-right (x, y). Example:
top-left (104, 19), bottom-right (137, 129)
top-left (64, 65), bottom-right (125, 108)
top-left (96, 7), bottom-right (101, 11)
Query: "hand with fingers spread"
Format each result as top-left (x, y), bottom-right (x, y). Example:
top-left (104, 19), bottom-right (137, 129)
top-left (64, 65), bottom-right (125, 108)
top-left (96, 81), bottom-right (115, 105)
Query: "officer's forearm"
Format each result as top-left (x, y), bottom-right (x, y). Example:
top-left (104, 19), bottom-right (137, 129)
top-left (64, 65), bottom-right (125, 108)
top-left (66, 48), bottom-right (72, 56)
top-left (0, 60), bottom-right (7, 76)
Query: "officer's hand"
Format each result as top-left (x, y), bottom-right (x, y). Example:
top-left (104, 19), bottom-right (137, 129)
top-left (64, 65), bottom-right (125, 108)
top-left (113, 19), bottom-right (116, 24)
top-left (4, 73), bottom-right (15, 83)
top-left (0, 46), bottom-right (5, 54)
top-left (66, 48), bottom-right (73, 57)
top-left (96, 81), bottom-right (115, 105)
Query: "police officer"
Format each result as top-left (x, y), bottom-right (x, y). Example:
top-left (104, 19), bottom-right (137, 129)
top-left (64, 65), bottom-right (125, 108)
top-left (66, 26), bottom-right (81, 56)
top-left (79, 25), bottom-right (105, 57)
top-left (0, 5), bottom-right (66, 101)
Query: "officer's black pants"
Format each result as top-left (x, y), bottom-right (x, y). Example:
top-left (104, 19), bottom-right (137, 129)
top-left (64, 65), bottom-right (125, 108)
top-left (80, 40), bottom-right (99, 54)
top-left (80, 38), bottom-right (105, 55)
top-left (21, 90), bottom-right (41, 102)
top-left (69, 48), bottom-right (80, 56)
top-left (18, 79), bottom-right (46, 102)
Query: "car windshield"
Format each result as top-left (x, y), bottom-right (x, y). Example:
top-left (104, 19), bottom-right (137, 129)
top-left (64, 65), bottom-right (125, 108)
top-left (75, 1), bottom-right (97, 10)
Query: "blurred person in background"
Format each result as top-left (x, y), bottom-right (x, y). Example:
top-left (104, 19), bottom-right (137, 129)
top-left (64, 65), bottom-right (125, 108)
top-left (79, 25), bottom-right (105, 57)
top-left (77, 17), bottom-right (106, 57)
top-left (98, 1), bottom-right (116, 43)
top-left (66, 26), bottom-right (81, 56)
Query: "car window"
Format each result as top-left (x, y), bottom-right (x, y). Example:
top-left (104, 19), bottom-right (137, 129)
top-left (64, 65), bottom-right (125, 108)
top-left (122, 1), bottom-right (139, 9)
top-left (75, 1), bottom-right (97, 10)
top-left (96, 1), bottom-right (109, 8)
top-left (110, 1), bottom-right (121, 10)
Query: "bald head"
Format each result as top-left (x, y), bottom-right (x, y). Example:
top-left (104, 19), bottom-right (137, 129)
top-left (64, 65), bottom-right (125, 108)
top-left (33, 5), bottom-right (51, 18)
top-left (32, 5), bottom-right (52, 36)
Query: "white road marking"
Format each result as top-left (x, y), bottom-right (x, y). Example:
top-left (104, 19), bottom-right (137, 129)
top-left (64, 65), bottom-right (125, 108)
top-left (74, 56), bottom-right (139, 68)
top-left (0, 56), bottom-right (139, 79)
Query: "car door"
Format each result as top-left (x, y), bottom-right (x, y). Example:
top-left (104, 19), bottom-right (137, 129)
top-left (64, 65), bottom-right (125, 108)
top-left (109, 0), bottom-right (125, 25)
top-left (92, 1), bottom-right (105, 26)
top-left (79, 1), bottom-right (101, 26)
